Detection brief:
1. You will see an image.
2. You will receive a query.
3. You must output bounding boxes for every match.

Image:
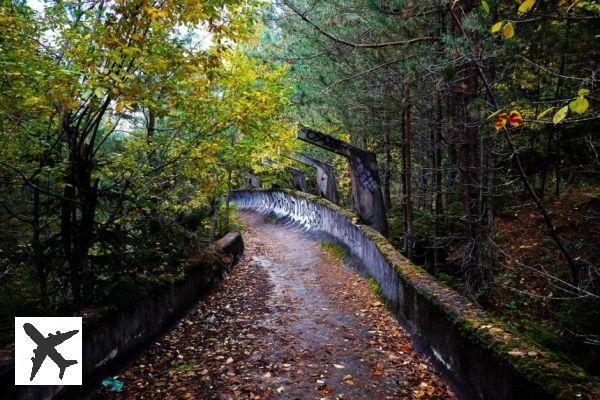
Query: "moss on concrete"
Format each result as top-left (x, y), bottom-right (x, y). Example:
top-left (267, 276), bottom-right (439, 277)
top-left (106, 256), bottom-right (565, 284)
top-left (234, 189), bottom-right (600, 399)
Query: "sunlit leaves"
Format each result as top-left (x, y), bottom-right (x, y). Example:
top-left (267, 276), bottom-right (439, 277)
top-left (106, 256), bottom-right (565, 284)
top-left (553, 106), bottom-right (569, 125)
top-left (494, 110), bottom-right (525, 130)
top-left (491, 21), bottom-right (515, 39)
top-left (569, 96), bottom-right (589, 114)
top-left (481, 1), bottom-right (490, 15)
top-left (145, 7), bottom-right (169, 20)
top-left (518, 0), bottom-right (537, 15)
top-left (495, 113), bottom-right (509, 130)
top-left (94, 87), bottom-right (107, 99)
top-left (502, 22), bottom-right (515, 39)
top-left (549, 89), bottom-right (591, 124)
top-left (578, 88), bottom-right (590, 96)
top-left (508, 110), bottom-right (523, 127)
top-left (537, 107), bottom-right (554, 119)
top-left (24, 97), bottom-right (42, 106)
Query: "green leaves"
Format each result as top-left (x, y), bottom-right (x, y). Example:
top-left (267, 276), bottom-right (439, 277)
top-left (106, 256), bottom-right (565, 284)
top-left (569, 95), bottom-right (589, 115)
top-left (24, 97), bottom-right (42, 106)
top-left (578, 88), bottom-right (590, 97)
top-left (94, 87), bottom-right (107, 99)
top-left (550, 89), bottom-right (591, 124)
top-left (481, 1), bottom-right (490, 15)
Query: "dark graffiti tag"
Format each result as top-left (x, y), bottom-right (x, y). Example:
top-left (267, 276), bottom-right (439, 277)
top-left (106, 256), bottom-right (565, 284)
top-left (352, 156), bottom-right (375, 192)
top-left (296, 126), bottom-right (388, 236)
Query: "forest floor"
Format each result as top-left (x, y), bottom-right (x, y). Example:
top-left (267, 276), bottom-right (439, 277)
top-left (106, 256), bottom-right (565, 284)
top-left (92, 212), bottom-right (457, 400)
top-left (487, 187), bottom-right (600, 374)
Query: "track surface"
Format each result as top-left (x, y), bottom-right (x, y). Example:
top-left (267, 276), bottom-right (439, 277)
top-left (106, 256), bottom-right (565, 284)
top-left (94, 212), bottom-right (457, 399)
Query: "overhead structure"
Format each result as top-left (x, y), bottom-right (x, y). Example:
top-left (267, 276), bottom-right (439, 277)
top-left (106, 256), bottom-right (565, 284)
top-left (297, 126), bottom-right (388, 236)
top-left (285, 166), bottom-right (309, 193)
top-left (242, 172), bottom-right (261, 189)
top-left (288, 153), bottom-right (339, 205)
top-left (261, 157), bottom-right (309, 193)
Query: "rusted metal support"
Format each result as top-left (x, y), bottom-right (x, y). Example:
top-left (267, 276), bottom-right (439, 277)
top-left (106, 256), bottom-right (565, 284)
top-left (297, 126), bottom-right (388, 236)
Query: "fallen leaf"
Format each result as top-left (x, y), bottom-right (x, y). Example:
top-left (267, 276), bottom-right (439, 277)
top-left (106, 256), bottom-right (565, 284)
top-left (502, 22), bottom-right (514, 39)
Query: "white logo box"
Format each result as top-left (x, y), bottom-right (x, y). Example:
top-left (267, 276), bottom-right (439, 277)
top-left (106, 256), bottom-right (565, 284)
top-left (14, 317), bottom-right (82, 385)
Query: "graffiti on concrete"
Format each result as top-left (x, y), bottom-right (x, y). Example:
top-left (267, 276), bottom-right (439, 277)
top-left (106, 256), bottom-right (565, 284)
top-left (297, 127), bottom-right (388, 236)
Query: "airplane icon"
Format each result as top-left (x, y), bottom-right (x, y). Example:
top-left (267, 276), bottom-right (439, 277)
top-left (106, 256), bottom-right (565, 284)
top-left (23, 323), bottom-right (79, 381)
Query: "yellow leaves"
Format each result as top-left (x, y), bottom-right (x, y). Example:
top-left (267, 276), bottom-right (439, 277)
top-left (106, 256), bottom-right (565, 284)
top-left (550, 88), bottom-right (591, 124)
top-left (145, 7), bottom-right (169, 20)
top-left (502, 22), bottom-right (515, 39)
top-left (24, 97), bottom-right (42, 106)
top-left (518, 0), bottom-right (537, 15)
top-left (570, 88), bottom-right (591, 115)
top-left (569, 96), bottom-right (589, 114)
top-left (490, 0), bottom-right (535, 40)
top-left (553, 106), bottom-right (569, 125)
top-left (122, 46), bottom-right (142, 57)
top-left (537, 107), bottom-right (554, 119)
top-left (115, 101), bottom-right (134, 113)
top-left (578, 88), bottom-right (590, 96)
top-left (491, 21), bottom-right (515, 39)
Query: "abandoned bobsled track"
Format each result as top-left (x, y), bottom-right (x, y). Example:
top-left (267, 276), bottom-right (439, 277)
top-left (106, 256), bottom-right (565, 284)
top-left (90, 190), bottom-right (598, 399)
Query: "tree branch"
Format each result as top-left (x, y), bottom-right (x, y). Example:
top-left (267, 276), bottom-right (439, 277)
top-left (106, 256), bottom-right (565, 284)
top-left (284, 2), bottom-right (439, 49)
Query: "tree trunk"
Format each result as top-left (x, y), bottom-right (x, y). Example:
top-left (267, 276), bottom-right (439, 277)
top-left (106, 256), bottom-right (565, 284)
top-left (401, 85), bottom-right (414, 258)
top-left (450, 0), bottom-right (493, 297)
top-left (61, 123), bottom-right (99, 308)
top-left (209, 197), bottom-right (219, 243)
top-left (382, 122), bottom-right (392, 211)
top-left (32, 183), bottom-right (48, 309)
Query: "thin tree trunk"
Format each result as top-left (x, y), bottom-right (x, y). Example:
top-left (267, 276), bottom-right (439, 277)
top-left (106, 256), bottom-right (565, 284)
top-left (32, 183), bottom-right (48, 309)
top-left (401, 85), bottom-right (414, 258)
top-left (382, 122), bottom-right (392, 211)
top-left (209, 197), bottom-right (220, 243)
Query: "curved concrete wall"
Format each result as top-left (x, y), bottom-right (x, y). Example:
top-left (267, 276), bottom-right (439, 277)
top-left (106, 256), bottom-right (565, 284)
top-left (1, 232), bottom-right (244, 400)
top-left (232, 189), bottom-right (600, 400)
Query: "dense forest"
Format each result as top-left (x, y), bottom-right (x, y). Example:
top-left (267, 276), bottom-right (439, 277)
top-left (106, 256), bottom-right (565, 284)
top-left (257, 0), bottom-right (600, 375)
top-left (0, 0), bottom-right (294, 339)
top-left (1, 0), bottom-right (600, 387)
